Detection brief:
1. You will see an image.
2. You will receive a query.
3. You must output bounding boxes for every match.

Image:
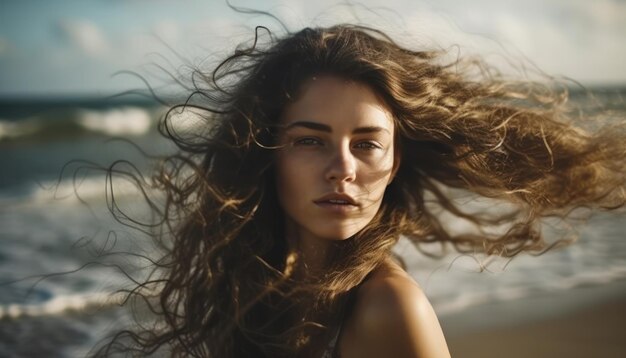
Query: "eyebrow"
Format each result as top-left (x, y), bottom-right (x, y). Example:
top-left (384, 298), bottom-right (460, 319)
top-left (284, 121), bottom-right (391, 134)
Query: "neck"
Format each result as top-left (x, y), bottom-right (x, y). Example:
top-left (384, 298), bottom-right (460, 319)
top-left (284, 220), bottom-right (333, 279)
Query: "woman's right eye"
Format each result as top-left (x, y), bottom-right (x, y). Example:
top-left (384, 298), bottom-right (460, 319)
top-left (293, 137), bottom-right (322, 146)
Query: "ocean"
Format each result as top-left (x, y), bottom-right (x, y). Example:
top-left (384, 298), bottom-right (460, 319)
top-left (1, 89), bottom-right (625, 357)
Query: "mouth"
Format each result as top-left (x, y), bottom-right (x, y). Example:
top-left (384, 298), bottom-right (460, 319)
top-left (313, 193), bottom-right (359, 212)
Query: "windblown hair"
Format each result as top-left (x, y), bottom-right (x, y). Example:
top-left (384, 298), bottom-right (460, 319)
top-left (96, 24), bottom-right (625, 357)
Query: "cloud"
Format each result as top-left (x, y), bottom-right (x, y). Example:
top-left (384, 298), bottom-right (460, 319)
top-left (394, 0), bottom-right (626, 84)
top-left (153, 20), bottom-right (181, 44)
top-left (56, 19), bottom-right (109, 57)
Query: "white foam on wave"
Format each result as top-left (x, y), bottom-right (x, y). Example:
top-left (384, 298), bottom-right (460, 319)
top-left (404, 250), bottom-right (626, 315)
top-left (0, 118), bottom-right (40, 140)
top-left (77, 107), bottom-right (152, 136)
top-left (166, 106), bottom-right (211, 132)
top-left (0, 291), bottom-right (127, 319)
top-left (0, 106), bottom-right (155, 141)
top-left (1, 175), bottom-right (158, 206)
top-left (394, 207), bottom-right (626, 315)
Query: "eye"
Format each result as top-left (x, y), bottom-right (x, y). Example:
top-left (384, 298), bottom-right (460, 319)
top-left (354, 141), bottom-right (381, 150)
top-left (294, 137), bottom-right (322, 146)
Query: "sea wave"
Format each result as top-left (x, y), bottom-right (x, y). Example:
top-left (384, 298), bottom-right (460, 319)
top-left (0, 292), bottom-right (127, 319)
top-left (403, 234), bottom-right (626, 316)
top-left (429, 271), bottom-right (626, 316)
top-left (0, 106), bottom-right (155, 141)
top-left (34, 175), bottom-right (151, 202)
top-left (0, 174), bottom-right (156, 205)
top-left (77, 107), bottom-right (152, 136)
top-left (2, 265), bottom-right (625, 320)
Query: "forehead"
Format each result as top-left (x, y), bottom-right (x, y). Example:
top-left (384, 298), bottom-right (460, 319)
top-left (281, 76), bottom-right (394, 130)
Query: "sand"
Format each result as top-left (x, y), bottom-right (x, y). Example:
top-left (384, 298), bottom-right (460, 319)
top-left (439, 281), bottom-right (626, 358)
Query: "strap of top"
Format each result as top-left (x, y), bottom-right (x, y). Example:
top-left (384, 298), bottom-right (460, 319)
top-left (320, 288), bottom-right (359, 358)
top-left (320, 326), bottom-right (342, 358)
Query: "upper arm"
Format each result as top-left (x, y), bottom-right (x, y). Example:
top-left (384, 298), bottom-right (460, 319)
top-left (349, 276), bottom-right (450, 358)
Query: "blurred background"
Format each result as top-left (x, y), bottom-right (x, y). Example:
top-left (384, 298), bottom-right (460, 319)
top-left (1, 1), bottom-right (625, 357)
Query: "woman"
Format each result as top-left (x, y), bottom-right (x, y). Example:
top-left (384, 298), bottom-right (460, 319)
top-left (98, 25), bottom-right (625, 357)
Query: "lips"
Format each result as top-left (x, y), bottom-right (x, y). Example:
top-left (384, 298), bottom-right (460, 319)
top-left (313, 193), bottom-right (359, 210)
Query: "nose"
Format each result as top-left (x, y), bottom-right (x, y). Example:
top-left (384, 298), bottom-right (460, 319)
top-left (325, 145), bottom-right (356, 183)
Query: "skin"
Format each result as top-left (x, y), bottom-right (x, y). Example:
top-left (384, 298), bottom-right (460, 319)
top-left (339, 258), bottom-right (451, 358)
top-left (275, 76), bottom-right (450, 357)
top-left (275, 76), bottom-right (398, 274)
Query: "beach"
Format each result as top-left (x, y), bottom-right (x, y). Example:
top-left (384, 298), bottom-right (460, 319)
top-left (441, 279), bottom-right (626, 358)
top-left (1, 0), bottom-right (626, 355)
top-left (1, 91), bottom-right (625, 356)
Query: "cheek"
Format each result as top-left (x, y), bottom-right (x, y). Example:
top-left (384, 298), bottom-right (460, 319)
top-left (360, 156), bottom-right (395, 193)
top-left (276, 153), bottom-right (296, 182)
top-left (275, 152), bottom-right (313, 202)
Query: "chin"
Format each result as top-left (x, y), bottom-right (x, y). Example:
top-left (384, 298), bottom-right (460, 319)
top-left (313, 226), bottom-right (363, 241)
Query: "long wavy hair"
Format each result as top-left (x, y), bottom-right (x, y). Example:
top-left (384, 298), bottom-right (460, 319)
top-left (95, 24), bottom-right (625, 357)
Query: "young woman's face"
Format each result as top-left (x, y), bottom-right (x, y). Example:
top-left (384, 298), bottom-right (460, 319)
top-left (275, 76), bottom-right (398, 242)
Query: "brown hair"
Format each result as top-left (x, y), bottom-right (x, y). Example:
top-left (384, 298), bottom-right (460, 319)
top-left (96, 24), bottom-right (625, 357)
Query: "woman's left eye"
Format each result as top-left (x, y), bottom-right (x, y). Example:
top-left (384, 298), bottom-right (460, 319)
top-left (354, 141), bottom-right (381, 150)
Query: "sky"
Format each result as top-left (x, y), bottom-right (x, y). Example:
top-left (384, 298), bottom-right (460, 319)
top-left (0, 0), bottom-right (625, 97)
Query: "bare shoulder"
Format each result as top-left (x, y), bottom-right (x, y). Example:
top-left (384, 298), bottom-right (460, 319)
top-left (340, 258), bottom-right (450, 358)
